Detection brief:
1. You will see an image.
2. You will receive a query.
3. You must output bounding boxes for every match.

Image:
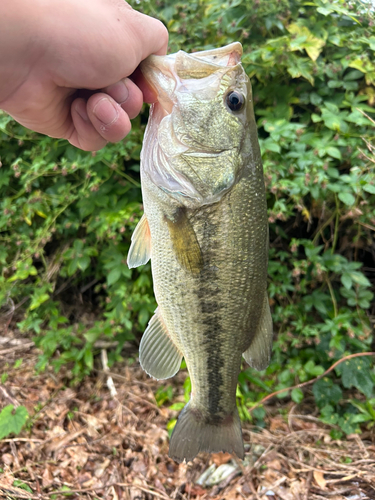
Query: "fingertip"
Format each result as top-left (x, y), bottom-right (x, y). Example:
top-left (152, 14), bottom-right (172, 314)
top-left (104, 78), bottom-right (143, 119)
top-left (70, 98), bottom-right (108, 151)
top-left (87, 93), bottom-right (132, 143)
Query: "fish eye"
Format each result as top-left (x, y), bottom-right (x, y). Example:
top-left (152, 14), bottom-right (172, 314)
top-left (225, 91), bottom-right (245, 112)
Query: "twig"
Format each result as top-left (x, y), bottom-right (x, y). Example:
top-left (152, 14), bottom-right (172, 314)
top-left (246, 479), bottom-right (261, 500)
top-left (44, 482), bottom-right (172, 499)
top-left (304, 470), bottom-right (313, 500)
top-left (80, 278), bottom-right (99, 294)
top-left (101, 349), bottom-right (117, 398)
top-left (358, 221), bottom-right (375, 232)
top-left (0, 296), bottom-right (15, 335)
top-left (0, 437), bottom-right (43, 443)
top-left (0, 384), bottom-right (21, 407)
top-left (248, 352), bottom-right (375, 413)
top-left (0, 342), bottom-right (35, 355)
top-left (0, 485), bottom-right (42, 500)
top-left (97, 372), bottom-right (161, 413)
top-left (10, 440), bottom-right (20, 468)
top-left (356, 107), bottom-right (375, 125)
top-left (312, 487), bottom-right (366, 496)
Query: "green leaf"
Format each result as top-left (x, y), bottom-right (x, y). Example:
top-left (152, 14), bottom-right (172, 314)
top-left (338, 413), bottom-right (361, 435)
top-left (326, 147), bottom-right (342, 160)
top-left (336, 358), bottom-right (373, 398)
top-left (0, 170), bottom-right (12, 189)
top-left (67, 259), bottom-right (78, 276)
top-left (77, 255), bottom-right (90, 271)
top-left (29, 293), bottom-right (50, 311)
top-left (344, 70), bottom-right (364, 81)
top-left (12, 480), bottom-right (33, 493)
top-left (167, 418), bottom-right (177, 437)
top-left (313, 378), bottom-right (343, 408)
top-left (287, 56), bottom-right (314, 85)
top-left (264, 139), bottom-right (281, 153)
top-left (138, 308), bottom-right (150, 328)
top-left (107, 267), bottom-right (121, 286)
top-left (287, 23), bottom-right (325, 61)
top-left (349, 271), bottom-right (371, 287)
top-left (0, 405), bottom-right (29, 439)
top-left (338, 192), bottom-right (355, 206)
top-left (169, 402), bottom-right (185, 411)
top-left (341, 273), bottom-right (352, 290)
top-left (348, 59), bottom-right (367, 73)
top-left (317, 6), bottom-right (332, 16)
top-left (363, 184), bottom-right (375, 194)
top-left (291, 388), bottom-right (304, 403)
top-left (304, 360), bottom-right (325, 377)
top-left (84, 349), bottom-right (93, 370)
top-left (311, 113), bottom-right (322, 122)
top-left (320, 404), bottom-right (339, 425)
top-left (322, 112), bottom-right (342, 131)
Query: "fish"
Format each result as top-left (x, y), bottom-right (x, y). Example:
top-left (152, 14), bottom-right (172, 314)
top-left (127, 42), bottom-right (273, 463)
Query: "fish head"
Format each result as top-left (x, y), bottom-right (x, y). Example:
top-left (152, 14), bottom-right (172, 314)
top-left (141, 43), bottom-right (257, 207)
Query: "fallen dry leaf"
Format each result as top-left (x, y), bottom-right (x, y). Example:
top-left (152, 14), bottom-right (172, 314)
top-left (66, 446), bottom-right (89, 468)
top-left (45, 428), bottom-right (86, 454)
top-left (269, 416), bottom-right (289, 432)
top-left (42, 466), bottom-right (54, 488)
top-left (94, 458), bottom-right (111, 478)
top-left (1, 349), bottom-right (374, 500)
top-left (313, 470), bottom-right (327, 489)
top-left (185, 483), bottom-right (207, 496)
top-left (2, 453), bottom-right (14, 466)
top-left (267, 459), bottom-right (282, 471)
top-left (211, 452), bottom-right (232, 466)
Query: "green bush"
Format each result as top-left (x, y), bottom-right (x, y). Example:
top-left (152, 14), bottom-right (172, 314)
top-left (0, 0), bottom-right (374, 435)
top-left (0, 119), bottom-right (155, 375)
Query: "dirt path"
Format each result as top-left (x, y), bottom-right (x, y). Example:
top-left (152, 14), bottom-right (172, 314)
top-left (0, 343), bottom-right (374, 500)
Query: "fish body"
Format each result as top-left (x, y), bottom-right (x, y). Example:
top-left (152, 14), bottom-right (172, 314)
top-left (128, 43), bottom-right (273, 463)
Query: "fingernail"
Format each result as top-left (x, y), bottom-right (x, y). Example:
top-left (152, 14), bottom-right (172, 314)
top-left (110, 79), bottom-right (129, 104)
top-left (93, 98), bottom-right (119, 125)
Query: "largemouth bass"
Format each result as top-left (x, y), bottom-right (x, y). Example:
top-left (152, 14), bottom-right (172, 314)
top-left (128, 42), bottom-right (273, 463)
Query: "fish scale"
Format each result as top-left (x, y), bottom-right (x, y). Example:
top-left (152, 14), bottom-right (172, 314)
top-left (127, 43), bottom-right (273, 463)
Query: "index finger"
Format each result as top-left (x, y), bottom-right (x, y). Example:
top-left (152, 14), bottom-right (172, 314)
top-left (126, 9), bottom-right (168, 62)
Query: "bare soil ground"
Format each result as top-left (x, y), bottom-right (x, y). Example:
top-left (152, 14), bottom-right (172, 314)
top-left (1, 339), bottom-right (375, 500)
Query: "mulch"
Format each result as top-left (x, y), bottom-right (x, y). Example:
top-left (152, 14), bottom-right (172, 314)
top-left (0, 340), bottom-right (374, 500)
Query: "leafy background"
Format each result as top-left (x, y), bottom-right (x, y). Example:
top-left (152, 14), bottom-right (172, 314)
top-left (0, 0), bottom-right (374, 439)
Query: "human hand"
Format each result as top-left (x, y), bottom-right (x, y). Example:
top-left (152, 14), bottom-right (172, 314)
top-left (0, 0), bottom-right (168, 151)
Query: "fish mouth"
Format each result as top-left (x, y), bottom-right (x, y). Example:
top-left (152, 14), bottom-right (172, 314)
top-left (140, 43), bottom-right (243, 115)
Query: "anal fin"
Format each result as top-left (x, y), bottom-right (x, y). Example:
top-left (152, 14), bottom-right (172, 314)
top-left (127, 214), bottom-right (151, 268)
top-left (243, 293), bottom-right (273, 371)
top-left (140, 308), bottom-right (183, 380)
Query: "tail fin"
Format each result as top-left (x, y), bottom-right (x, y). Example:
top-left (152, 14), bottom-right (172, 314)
top-left (168, 403), bottom-right (244, 463)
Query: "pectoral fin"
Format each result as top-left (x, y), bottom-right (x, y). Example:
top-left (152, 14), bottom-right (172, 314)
top-left (166, 208), bottom-right (203, 274)
top-left (127, 214), bottom-right (151, 268)
top-left (243, 294), bottom-right (273, 371)
top-left (140, 308), bottom-right (183, 380)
